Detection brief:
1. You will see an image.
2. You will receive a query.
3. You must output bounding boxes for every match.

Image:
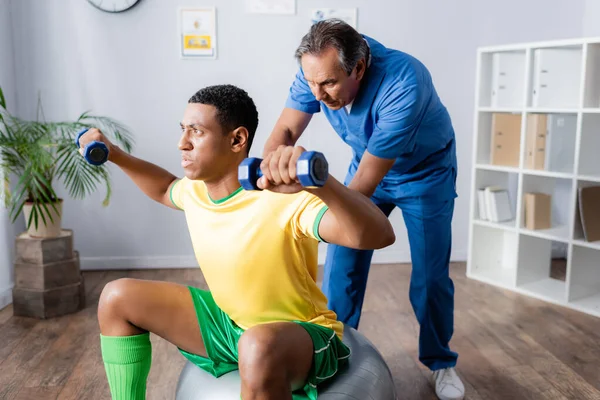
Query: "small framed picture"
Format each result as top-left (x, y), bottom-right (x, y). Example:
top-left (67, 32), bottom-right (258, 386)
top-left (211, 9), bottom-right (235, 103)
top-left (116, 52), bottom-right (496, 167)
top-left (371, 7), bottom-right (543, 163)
top-left (179, 7), bottom-right (217, 59)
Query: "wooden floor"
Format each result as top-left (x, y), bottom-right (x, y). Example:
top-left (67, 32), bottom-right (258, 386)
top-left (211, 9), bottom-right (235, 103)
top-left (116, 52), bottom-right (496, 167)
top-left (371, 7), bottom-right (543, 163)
top-left (1, 263), bottom-right (600, 400)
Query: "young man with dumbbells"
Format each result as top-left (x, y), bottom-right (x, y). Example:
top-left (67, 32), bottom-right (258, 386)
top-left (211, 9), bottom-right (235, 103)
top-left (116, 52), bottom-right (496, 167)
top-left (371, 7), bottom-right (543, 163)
top-left (78, 84), bottom-right (395, 400)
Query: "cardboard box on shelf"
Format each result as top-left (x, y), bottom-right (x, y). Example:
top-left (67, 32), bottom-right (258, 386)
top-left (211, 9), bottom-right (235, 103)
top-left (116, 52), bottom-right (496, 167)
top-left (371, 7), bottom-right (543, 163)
top-left (524, 192), bottom-right (552, 230)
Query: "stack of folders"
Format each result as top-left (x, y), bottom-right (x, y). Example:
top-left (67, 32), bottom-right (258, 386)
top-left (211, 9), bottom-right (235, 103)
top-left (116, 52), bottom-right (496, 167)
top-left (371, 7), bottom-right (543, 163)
top-left (477, 187), bottom-right (513, 223)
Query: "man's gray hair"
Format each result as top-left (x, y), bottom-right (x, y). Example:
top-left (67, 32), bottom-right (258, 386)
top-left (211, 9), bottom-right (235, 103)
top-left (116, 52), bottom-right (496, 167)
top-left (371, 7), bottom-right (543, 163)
top-left (295, 19), bottom-right (369, 75)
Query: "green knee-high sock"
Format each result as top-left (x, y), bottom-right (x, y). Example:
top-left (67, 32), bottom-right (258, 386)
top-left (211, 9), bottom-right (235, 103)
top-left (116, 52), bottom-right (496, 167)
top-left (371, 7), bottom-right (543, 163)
top-left (101, 333), bottom-right (152, 400)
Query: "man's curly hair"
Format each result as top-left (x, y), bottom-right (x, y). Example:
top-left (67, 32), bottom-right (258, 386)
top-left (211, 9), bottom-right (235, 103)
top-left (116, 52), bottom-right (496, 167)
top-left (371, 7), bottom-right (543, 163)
top-left (189, 85), bottom-right (259, 153)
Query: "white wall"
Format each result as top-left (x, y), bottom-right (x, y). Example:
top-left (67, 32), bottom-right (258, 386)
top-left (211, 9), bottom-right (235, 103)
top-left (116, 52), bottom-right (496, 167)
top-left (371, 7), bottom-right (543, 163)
top-left (0, 0), bottom-right (19, 309)
top-left (5, 0), bottom-right (588, 272)
top-left (583, 0), bottom-right (600, 36)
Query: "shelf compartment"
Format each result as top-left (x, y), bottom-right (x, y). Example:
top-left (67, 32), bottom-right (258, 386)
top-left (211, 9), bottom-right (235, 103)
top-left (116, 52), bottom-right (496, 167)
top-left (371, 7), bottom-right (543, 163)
top-left (578, 114), bottom-right (600, 179)
top-left (520, 175), bottom-right (573, 241)
top-left (468, 224), bottom-right (517, 288)
top-left (478, 51), bottom-right (526, 108)
top-left (523, 113), bottom-right (577, 174)
top-left (527, 46), bottom-right (583, 109)
top-left (473, 169), bottom-right (518, 226)
top-left (583, 43), bottom-right (600, 109)
top-left (568, 245), bottom-right (600, 316)
top-left (516, 235), bottom-right (567, 303)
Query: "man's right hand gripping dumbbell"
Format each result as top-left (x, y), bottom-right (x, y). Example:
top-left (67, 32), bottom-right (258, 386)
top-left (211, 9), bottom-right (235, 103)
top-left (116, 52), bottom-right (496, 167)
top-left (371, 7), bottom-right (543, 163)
top-left (238, 146), bottom-right (329, 193)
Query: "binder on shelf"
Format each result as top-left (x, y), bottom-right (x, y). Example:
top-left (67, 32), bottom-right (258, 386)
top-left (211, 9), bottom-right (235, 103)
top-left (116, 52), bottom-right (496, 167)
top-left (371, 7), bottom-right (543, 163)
top-left (490, 113), bottom-right (521, 167)
top-left (477, 189), bottom-right (488, 220)
top-left (477, 186), bottom-right (513, 223)
top-left (524, 192), bottom-right (552, 230)
top-left (578, 186), bottom-right (600, 242)
top-left (525, 114), bottom-right (547, 170)
top-left (490, 52), bottom-right (525, 108)
top-left (531, 48), bottom-right (582, 109)
top-left (544, 114), bottom-right (577, 173)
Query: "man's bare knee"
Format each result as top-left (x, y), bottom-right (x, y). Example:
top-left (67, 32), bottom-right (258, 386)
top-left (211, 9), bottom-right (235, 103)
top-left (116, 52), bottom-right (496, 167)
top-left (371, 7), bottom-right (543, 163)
top-left (238, 325), bottom-right (286, 391)
top-left (98, 278), bottom-right (138, 334)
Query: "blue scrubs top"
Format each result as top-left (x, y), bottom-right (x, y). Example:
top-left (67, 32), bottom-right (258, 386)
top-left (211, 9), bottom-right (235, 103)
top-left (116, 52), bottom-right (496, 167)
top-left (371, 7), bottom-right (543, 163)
top-left (285, 35), bottom-right (457, 202)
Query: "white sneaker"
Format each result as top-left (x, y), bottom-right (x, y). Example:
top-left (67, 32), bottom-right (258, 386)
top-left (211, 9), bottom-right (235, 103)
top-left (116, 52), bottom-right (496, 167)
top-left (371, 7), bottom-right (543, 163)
top-left (433, 367), bottom-right (465, 400)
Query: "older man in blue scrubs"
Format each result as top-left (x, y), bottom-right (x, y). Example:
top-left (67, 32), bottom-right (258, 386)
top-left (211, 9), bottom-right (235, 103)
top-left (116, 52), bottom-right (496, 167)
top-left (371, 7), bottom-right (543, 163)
top-left (263, 20), bottom-right (464, 399)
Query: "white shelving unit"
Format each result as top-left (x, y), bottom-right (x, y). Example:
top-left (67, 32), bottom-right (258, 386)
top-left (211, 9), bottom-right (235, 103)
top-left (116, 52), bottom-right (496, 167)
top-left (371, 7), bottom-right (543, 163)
top-left (468, 37), bottom-right (600, 318)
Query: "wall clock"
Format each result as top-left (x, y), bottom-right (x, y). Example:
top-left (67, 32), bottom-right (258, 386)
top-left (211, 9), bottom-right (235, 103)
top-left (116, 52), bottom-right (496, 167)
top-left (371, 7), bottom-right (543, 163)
top-left (87, 0), bottom-right (141, 13)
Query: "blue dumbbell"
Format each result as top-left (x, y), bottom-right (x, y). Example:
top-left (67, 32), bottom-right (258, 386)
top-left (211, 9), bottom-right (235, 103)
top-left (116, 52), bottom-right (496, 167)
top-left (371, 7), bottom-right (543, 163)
top-left (75, 128), bottom-right (109, 166)
top-left (238, 151), bottom-right (329, 190)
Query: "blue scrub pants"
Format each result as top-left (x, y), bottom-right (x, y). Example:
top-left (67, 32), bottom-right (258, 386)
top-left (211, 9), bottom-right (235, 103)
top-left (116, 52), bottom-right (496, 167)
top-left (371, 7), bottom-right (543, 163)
top-left (321, 197), bottom-right (458, 371)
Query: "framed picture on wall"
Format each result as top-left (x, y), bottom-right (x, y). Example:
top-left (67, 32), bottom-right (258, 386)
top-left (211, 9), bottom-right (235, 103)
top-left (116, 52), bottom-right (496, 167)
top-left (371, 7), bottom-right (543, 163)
top-left (179, 7), bottom-right (217, 59)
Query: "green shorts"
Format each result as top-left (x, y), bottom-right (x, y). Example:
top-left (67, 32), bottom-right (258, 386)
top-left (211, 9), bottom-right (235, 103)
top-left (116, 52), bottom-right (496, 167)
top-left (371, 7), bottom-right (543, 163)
top-left (179, 286), bottom-right (351, 400)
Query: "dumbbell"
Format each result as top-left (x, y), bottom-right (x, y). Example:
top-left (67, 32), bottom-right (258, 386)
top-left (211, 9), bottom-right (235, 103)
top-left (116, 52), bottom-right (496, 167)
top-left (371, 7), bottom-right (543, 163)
top-left (75, 128), bottom-right (109, 165)
top-left (238, 151), bottom-right (329, 190)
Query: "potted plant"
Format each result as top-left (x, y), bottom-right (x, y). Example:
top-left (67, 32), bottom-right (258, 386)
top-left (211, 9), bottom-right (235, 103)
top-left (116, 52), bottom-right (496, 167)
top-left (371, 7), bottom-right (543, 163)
top-left (0, 86), bottom-right (134, 238)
